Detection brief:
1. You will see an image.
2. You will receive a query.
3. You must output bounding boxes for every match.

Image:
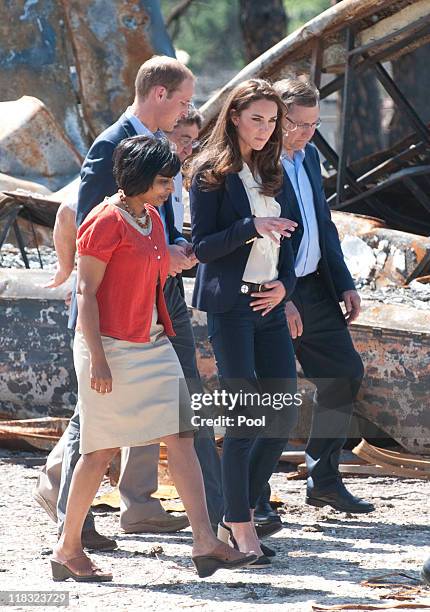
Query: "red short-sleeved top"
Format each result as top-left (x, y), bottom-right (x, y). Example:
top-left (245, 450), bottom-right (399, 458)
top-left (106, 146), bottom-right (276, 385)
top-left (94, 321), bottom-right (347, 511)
top-left (77, 201), bottom-right (175, 342)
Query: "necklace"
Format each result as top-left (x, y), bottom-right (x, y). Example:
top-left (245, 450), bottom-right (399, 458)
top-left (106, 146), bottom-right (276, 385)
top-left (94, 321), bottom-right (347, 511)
top-left (118, 189), bottom-right (151, 231)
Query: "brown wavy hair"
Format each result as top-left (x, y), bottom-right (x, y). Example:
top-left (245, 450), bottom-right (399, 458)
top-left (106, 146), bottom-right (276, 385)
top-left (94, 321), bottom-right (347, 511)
top-left (185, 79), bottom-right (285, 196)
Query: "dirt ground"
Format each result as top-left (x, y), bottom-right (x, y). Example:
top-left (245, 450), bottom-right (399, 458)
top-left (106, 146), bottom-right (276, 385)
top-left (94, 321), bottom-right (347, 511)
top-left (0, 448), bottom-right (429, 611)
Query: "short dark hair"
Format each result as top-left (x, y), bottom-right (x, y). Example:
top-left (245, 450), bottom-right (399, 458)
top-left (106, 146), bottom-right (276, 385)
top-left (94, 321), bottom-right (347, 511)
top-left (175, 109), bottom-right (203, 131)
top-left (273, 78), bottom-right (320, 110)
top-left (113, 136), bottom-right (180, 197)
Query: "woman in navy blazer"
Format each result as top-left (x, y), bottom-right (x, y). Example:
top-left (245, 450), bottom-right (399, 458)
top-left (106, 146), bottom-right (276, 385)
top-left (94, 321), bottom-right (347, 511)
top-left (188, 80), bottom-right (298, 566)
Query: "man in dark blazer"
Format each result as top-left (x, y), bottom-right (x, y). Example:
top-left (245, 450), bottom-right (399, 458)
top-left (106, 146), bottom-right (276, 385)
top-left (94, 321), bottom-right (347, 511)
top-left (256, 78), bottom-right (373, 521)
top-left (34, 56), bottom-right (224, 549)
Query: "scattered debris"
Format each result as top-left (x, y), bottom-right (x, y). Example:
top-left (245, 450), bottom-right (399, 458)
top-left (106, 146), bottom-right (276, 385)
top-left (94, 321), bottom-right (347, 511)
top-left (353, 440), bottom-right (430, 479)
top-left (0, 243), bottom-right (57, 269)
top-left (311, 602), bottom-right (430, 610)
top-left (342, 235), bottom-right (377, 282)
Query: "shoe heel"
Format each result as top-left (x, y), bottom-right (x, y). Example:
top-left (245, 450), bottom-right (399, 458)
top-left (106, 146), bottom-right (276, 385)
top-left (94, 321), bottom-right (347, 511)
top-left (217, 522), bottom-right (231, 544)
top-left (192, 557), bottom-right (219, 579)
top-left (50, 560), bottom-right (70, 582)
top-left (306, 496), bottom-right (326, 508)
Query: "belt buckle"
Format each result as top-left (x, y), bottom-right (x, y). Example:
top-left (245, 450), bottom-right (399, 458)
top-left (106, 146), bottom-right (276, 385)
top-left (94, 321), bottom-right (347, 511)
top-left (240, 283), bottom-right (249, 294)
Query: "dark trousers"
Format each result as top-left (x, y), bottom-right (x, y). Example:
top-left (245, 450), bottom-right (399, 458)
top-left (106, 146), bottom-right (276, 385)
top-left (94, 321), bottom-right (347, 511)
top-left (260, 272), bottom-right (364, 506)
top-left (57, 276), bottom-right (224, 531)
top-left (163, 277), bottom-right (224, 524)
top-left (208, 294), bottom-right (297, 522)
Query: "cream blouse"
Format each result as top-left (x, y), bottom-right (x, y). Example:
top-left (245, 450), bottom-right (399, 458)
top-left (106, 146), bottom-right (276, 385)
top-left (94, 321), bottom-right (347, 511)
top-left (239, 163), bottom-right (281, 284)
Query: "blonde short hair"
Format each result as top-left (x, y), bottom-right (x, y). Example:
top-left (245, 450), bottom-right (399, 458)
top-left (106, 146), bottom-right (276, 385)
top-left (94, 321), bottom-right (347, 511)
top-left (135, 55), bottom-right (194, 100)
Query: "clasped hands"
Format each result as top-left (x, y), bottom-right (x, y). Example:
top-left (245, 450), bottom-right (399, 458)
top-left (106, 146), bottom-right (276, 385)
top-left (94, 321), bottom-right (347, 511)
top-left (168, 243), bottom-right (198, 276)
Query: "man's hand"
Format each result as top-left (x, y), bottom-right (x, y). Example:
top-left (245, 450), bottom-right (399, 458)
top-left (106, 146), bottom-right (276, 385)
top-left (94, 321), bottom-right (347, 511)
top-left (250, 280), bottom-right (286, 317)
top-left (285, 301), bottom-right (303, 339)
top-left (167, 244), bottom-right (195, 276)
top-left (44, 265), bottom-right (73, 288)
top-left (342, 290), bottom-right (361, 324)
top-left (182, 242), bottom-right (199, 267)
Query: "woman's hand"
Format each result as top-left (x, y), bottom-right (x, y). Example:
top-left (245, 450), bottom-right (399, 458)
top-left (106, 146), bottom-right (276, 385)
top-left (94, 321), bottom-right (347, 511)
top-left (90, 357), bottom-right (112, 394)
top-left (250, 280), bottom-right (286, 316)
top-left (253, 217), bottom-right (297, 245)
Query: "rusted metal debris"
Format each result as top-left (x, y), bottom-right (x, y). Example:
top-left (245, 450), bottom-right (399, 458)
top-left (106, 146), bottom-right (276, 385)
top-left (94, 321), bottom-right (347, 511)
top-left (199, 0), bottom-right (430, 234)
top-left (0, 417), bottom-right (68, 451)
top-left (0, 97), bottom-right (82, 192)
top-left (0, 0), bottom-right (175, 153)
top-left (352, 439), bottom-right (430, 478)
top-left (0, 0), bottom-right (89, 155)
top-left (61, 0), bottom-right (175, 139)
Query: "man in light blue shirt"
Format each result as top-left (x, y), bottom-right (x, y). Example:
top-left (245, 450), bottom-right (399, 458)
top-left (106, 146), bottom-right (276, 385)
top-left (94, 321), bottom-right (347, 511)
top-left (281, 148), bottom-right (322, 278)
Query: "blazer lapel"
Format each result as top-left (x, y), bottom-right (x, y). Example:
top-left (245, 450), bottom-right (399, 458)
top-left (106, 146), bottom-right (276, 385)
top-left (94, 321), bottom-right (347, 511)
top-left (303, 151), bottom-right (325, 242)
top-left (225, 173), bottom-right (253, 218)
top-left (281, 167), bottom-right (303, 225)
top-left (163, 195), bottom-right (175, 244)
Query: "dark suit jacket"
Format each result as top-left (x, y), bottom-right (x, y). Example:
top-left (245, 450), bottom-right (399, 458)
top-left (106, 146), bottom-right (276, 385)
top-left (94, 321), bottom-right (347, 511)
top-left (76, 113), bottom-right (182, 244)
top-left (283, 142), bottom-right (355, 321)
top-left (70, 113), bottom-right (184, 328)
top-left (190, 172), bottom-right (297, 313)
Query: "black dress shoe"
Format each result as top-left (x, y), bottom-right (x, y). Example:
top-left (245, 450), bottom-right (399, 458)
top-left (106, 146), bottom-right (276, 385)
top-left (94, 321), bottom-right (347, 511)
top-left (253, 500), bottom-right (280, 524)
top-left (255, 521), bottom-right (283, 539)
top-left (306, 482), bottom-right (375, 514)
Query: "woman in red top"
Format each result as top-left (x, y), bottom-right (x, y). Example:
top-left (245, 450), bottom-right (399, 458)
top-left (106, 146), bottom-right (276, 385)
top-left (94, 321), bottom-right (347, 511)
top-left (51, 136), bottom-right (255, 582)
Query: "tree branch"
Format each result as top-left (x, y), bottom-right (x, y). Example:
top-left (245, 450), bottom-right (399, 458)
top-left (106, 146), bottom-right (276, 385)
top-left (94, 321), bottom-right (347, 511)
top-left (165, 0), bottom-right (196, 28)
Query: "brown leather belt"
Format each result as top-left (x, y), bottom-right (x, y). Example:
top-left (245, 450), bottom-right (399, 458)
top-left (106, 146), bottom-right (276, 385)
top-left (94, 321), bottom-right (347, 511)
top-left (239, 281), bottom-right (269, 295)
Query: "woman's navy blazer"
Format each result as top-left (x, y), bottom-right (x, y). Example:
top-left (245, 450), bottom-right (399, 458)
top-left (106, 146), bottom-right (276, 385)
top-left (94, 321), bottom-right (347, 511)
top-left (190, 172), bottom-right (297, 313)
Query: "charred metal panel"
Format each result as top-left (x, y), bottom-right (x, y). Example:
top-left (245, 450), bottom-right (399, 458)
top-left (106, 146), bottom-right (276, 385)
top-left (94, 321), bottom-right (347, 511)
top-left (0, 97), bottom-right (82, 191)
top-left (62, 0), bottom-right (176, 137)
top-left (0, 270), bottom-right (76, 419)
top-left (351, 302), bottom-right (430, 455)
top-left (0, 298), bottom-right (76, 419)
top-left (0, 0), bottom-right (88, 154)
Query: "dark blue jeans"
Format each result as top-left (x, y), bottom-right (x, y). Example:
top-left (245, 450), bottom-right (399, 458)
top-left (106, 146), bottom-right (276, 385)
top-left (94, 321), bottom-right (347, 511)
top-left (207, 294), bottom-right (297, 522)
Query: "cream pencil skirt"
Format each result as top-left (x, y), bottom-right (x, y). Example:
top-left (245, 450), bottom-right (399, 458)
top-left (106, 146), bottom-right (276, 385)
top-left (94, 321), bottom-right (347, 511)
top-left (73, 312), bottom-right (195, 455)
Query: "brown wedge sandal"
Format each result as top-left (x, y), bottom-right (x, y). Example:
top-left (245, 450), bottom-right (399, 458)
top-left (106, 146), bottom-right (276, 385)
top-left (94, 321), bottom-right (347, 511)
top-left (51, 554), bottom-right (113, 582)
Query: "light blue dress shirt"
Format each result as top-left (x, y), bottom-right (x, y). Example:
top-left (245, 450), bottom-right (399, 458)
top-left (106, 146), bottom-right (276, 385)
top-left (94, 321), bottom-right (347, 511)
top-left (124, 107), bottom-right (186, 245)
top-left (281, 150), bottom-right (321, 277)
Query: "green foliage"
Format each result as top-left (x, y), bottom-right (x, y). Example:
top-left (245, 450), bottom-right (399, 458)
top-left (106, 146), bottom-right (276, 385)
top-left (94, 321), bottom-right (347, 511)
top-left (283, 0), bottom-right (331, 33)
top-left (160, 0), bottom-right (332, 73)
top-left (160, 0), bottom-right (244, 73)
